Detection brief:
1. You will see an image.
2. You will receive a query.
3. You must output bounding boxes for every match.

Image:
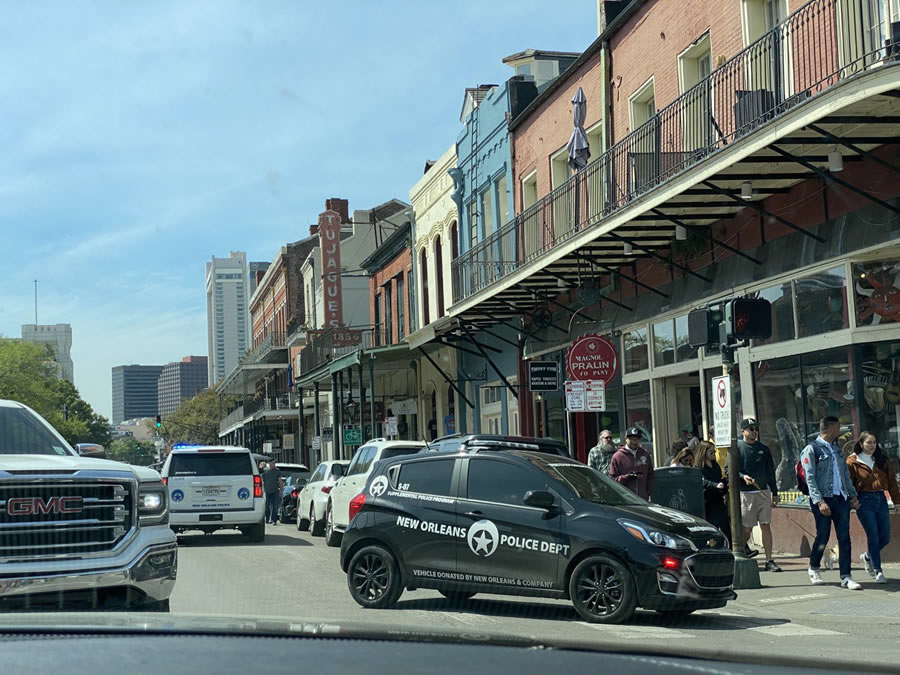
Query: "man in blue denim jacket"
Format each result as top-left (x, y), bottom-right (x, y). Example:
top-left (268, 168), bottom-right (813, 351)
top-left (800, 416), bottom-right (862, 590)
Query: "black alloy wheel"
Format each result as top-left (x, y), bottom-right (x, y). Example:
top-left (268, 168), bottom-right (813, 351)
top-left (569, 554), bottom-right (636, 624)
top-left (346, 545), bottom-right (403, 609)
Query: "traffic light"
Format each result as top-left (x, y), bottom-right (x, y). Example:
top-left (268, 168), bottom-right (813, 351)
top-left (155, 415), bottom-right (162, 428)
top-left (724, 298), bottom-right (772, 341)
top-left (688, 307), bottom-right (724, 348)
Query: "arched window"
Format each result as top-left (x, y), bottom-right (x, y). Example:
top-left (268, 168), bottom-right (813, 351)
top-left (435, 236), bottom-right (445, 317)
top-left (420, 247), bottom-right (430, 326)
top-left (450, 221), bottom-right (459, 260)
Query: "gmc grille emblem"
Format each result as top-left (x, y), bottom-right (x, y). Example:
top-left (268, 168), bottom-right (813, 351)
top-left (6, 496), bottom-right (83, 516)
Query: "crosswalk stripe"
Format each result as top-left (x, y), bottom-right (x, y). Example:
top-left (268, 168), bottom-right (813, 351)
top-left (748, 623), bottom-right (843, 636)
top-left (577, 622), bottom-right (693, 638)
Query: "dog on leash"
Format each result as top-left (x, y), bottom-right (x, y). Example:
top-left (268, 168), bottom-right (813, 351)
top-left (823, 544), bottom-right (840, 570)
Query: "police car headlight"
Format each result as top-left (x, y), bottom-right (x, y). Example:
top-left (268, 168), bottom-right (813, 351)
top-left (139, 481), bottom-right (168, 525)
top-left (618, 519), bottom-right (695, 551)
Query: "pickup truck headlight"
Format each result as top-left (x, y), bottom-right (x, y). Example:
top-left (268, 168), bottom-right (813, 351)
top-left (618, 519), bottom-right (696, 551)
top-left (139, 481), bottom-right (168, 525)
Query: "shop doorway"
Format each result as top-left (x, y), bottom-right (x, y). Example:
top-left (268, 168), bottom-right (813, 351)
top-left (661, 373), bottom-right (703, 460)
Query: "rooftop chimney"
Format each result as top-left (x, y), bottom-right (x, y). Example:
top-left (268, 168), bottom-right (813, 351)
top-left (325, 198), bottom-right (350, 223)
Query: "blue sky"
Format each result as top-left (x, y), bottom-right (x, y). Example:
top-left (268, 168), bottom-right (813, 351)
top-left (0, 1), bottom-right (596, 420)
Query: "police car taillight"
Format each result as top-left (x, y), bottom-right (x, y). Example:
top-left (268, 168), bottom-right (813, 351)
top-left (253, 474), bottom-right (262, 498)
top-left (348, 493), bottom-right (366, 522)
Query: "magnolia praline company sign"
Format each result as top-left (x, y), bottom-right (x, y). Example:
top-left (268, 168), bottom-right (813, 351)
top-left (566, 333), bottom-right (618, 385)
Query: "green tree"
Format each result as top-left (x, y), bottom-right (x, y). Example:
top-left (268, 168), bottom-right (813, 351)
top-left (159, 388), bottom-right (231, 445)
top-left (107, 437), bottom-right (156, 466)
top-left (0, 337), bottom-right (111, 447)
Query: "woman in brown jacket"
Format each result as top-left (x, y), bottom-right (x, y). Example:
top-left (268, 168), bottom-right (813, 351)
top-left (847, 432), bottom-right (900, 583)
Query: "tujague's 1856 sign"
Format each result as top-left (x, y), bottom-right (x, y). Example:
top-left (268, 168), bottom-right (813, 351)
top-left (319, 209), bottom-right (343, 328)
top-left (566, 333), bottom-right (618, 385)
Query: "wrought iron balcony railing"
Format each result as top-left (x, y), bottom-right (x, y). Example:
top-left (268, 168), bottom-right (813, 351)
top-left (451, 0), bottom-right (898, 302)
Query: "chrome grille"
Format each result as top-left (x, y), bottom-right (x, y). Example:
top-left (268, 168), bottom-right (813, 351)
top-left (0, 478), bottom-right (135, 560)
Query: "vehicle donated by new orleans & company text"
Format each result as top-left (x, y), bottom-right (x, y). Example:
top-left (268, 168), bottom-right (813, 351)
top-left (161, 445), bottom-right (266, 542)
top-left (298, 459), bottom-right (349, 535)
top-left (340, 443), bottom-right (735, 624)
top-left (0, 399), bottom-right (176, 611)
top-left (325, 439), bottom-right (425, 547)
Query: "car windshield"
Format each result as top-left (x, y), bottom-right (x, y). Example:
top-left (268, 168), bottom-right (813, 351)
top-left (0, 407), bottom-right (73, 456)
top-left (539, 461), bottom-right (647, 507)
top-left (1, 1), bottom-right (896, 669)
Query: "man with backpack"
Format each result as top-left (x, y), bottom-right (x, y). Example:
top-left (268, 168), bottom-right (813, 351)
top-left (800, 416), bottom-right (862, 589)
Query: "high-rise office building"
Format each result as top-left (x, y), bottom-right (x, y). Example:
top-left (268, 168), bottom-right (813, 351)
top-left (21, 323), bottom-right (74, 383)
top-left (157, 356), bottom-right (208, 416)
top-left (111, 365), bottom-right (164, 425)
top-left (206, 251), bottom-right (249, 385)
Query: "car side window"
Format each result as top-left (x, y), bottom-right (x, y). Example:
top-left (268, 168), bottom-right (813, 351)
top-left (309, 465), bottom-right (326, 483)
top-left (466, 459), bottom-right (546, 506)
top-left (358, 447), bottom-right (378, 475)
top-left (396, 459), bottom-right (455, 496)
top-left (346, 446), bottom-right (373, 477)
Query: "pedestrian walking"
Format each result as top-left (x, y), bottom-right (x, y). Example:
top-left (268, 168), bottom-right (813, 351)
top-left (847, 432), bottom-right (900, 584)
top-left (802, 416), bottom-right (862, 590)
top-left (610, 427), bottom-right (654, 500)
top-left (734, 417), bottom-right (781, 571)
top-left (693, 440), bottom-right (731, 544)
top-left (588, 430), bottom-right (616, 475)
top-left (670, 446), bottom-right (694, 468)
top-left (262, 461), bottom-right (282, 525)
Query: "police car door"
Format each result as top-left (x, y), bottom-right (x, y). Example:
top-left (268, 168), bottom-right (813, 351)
top-left (388, 457), bottom-right (461, 578)
top-left (458, 456), bottom-right (564, 591)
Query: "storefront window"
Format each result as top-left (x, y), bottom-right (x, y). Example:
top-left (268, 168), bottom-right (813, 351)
top-left (624, 381), bottom-right (653, 453)
top-left (753, 346), bottom-right (855, 494)
top-left (653, 320), bottom-right (675, 367)
top-left (855, 340), bottom-right (900, 482)
top-left (795, 266), bottom-right (848, 338)
top-left (853, 259), bottom-right (900, 327)
top-left (623, 328), bottom-right (649, 372)
top-left (754, 282), bottom-right (795, 345)
top-left (674, 314), bottom-right (699, 362)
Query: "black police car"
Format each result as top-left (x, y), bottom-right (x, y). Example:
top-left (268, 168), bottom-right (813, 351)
top-left (428, 434), bottom-right (570, 457)
top-left (340, 448), bottom-right (734, 624)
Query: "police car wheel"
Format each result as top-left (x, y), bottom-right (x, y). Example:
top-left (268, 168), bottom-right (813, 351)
top-left (325, 503), bottom-right (341, 547)
top-left (569, 554), bottom-right (636, 624)
top-left (346, 545), bottom-right (403, 609)
top-left (439, 590), bottom-right (476, 603)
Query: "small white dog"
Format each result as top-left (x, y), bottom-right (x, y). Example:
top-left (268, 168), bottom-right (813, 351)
top-left (823, 544), bottom-right (840, 570)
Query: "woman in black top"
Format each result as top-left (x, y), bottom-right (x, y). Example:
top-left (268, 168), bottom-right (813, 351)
top-left (693, 440), bottom-right (731, 544)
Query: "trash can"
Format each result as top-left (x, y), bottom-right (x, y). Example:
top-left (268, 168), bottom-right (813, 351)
top-left (651, 466), bottom-right (705, 518)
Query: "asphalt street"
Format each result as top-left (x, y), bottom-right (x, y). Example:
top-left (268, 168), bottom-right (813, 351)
top-left (171, 524), bottom-right (900, 670)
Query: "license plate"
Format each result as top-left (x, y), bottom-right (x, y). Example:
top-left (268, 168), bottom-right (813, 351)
top-left (199, 514), bottom-right (223, 521)
top-left (201, 487), bottom-right (226, 497)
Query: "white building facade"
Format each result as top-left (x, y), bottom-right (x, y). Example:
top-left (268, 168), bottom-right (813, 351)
top-left (21, 323), bottom-right (73, 383)
top-left (206, 251), bottom-right (250, 385)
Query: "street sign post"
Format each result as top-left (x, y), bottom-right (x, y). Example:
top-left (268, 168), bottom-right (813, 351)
top-left (342, 427), bottom-right (361, 446)
top-left (712, 375), bottom-right (731, 446)
top-left (565, 381), bottom-right (586, 412)
top-left (311, 436), bottom-right (321, 451)
top-left (585, 380), bottom-right (606, 411)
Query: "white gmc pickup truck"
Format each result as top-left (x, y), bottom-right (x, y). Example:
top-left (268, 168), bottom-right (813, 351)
top-left (0, 399), bottom-right (177, 611)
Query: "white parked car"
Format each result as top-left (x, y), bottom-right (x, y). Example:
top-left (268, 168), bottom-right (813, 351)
top-left (296, 460), bottom-right (349, 535)
top-left (324, 440), bottom-right (425, 546)
top-left (161, 445), bottom-right (266, 542)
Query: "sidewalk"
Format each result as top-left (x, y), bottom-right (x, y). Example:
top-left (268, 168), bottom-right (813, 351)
top-left (726, 553), bottom-right (900, 627)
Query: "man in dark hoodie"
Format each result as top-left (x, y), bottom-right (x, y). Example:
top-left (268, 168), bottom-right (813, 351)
top-left (610, 427), bottom-right (654, 500)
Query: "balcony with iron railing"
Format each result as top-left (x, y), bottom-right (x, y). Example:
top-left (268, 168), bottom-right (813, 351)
top-left (297, 326), bottom-right (401, 378)
top-left (451, 0), bottom-right (900, 303)
top-left (219, 404), bottom-right (247, 434)
top-left (239, 331), bottom-right (288, 365)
